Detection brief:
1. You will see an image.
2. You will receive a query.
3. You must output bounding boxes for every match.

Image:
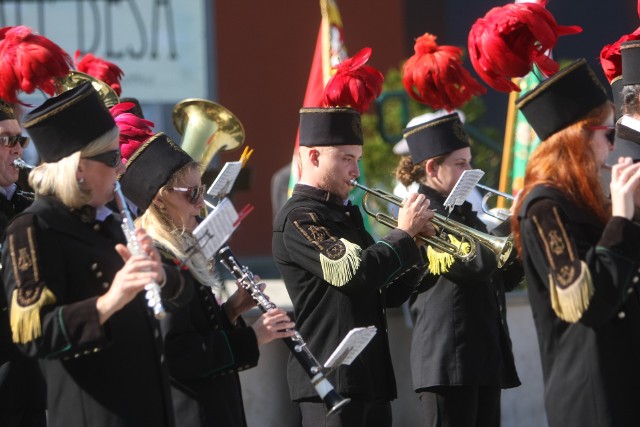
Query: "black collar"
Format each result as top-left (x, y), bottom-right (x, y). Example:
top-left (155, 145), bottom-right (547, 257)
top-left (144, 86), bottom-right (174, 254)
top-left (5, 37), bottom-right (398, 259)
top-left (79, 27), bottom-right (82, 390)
top-left (292, 183), bottom-right (345, 207)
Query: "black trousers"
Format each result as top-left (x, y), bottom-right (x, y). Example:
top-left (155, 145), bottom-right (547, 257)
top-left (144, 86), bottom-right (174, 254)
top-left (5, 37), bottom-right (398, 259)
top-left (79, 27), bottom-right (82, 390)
top-left (419, 386), bottom-right (501, 427)
top-left (299, 398), bottom-right (392, 427)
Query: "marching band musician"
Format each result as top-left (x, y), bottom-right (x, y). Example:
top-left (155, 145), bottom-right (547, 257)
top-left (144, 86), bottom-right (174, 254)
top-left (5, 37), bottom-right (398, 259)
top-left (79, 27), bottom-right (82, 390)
top-left (395, 112), bottom-right (521, 427)
top-left (512, 59), bottom-right (640, 427)
top-left (612, 40), bottom-right (640, 160)
top-left (1, 82), bottom-right (192, 427)
top-left (119, 132), bottom-right (295, 427)
top-left (272, 106), bottom-right (435, 427)
top-left (0, 100), bottom-right (46, 427)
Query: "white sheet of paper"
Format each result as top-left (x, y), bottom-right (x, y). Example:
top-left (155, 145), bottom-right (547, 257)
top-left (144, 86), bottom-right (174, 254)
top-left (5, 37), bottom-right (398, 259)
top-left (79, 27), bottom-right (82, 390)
top-left (323, 326), bottom-right (377, 369)
top-left (443, 169), bottom-right (485, 211)
top-left (207, 161), bottom-right (243, 198)
top-left (192, 198), bottom-right (239, 259)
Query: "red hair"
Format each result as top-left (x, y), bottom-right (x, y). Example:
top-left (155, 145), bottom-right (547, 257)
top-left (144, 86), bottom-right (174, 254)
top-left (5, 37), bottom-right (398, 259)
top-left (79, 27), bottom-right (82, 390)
top-left (512, 102), bottom-right (613, 256)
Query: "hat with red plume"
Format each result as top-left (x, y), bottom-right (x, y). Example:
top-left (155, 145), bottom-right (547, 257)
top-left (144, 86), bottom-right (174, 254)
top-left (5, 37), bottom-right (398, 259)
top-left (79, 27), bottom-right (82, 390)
top-left (299, 47), bottom-right (383, 147)
top-left (402, 33), bottom-right (486, 111)
top-left (0, 26), bottom-right (72, 103)
top-left (110, 101), bottom-right (155, 163)
top-left (468, 0), bottom-right (581, 92)
top-left (74, 50), bottom-right (124, 97)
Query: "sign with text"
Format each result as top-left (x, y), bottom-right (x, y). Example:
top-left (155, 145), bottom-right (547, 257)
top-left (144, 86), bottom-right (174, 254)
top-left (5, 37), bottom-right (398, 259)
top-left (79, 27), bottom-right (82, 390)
top-left (0, 0), bottom-right (208, 103)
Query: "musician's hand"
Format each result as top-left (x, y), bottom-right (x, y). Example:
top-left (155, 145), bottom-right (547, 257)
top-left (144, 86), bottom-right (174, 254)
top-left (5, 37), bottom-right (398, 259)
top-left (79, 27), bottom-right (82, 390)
top-left (610, 157), bottom-right (640, 219)
top-left (96, 250), bottom-right (161, 325)
top-left (251, 308), bottom-right (296, 346)
top-left (223, 278), bottom-right (264, 323)
top-left (397, 192), bottom-right (432, 238)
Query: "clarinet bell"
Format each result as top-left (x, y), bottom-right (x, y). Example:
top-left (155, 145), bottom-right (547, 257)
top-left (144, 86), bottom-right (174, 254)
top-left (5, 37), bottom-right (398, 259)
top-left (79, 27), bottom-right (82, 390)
top-left (324, 389), bottom-right (350, 417)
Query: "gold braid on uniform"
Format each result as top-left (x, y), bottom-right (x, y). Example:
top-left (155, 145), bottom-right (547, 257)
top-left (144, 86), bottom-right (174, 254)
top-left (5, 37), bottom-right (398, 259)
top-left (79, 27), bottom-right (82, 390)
top-left (291, 209), bottom-right (362, 287)
top-left (426, 235), bottom-right (471, 275)
top-left (532, 206), bottom-right (594, 323)
top-left (8, 215), bottom-right (57, 343)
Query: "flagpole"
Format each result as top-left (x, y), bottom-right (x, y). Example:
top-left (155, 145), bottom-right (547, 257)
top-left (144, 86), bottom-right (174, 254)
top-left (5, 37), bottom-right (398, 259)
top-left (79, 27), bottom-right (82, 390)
top-left (499, 79), bottom-right (519, 200)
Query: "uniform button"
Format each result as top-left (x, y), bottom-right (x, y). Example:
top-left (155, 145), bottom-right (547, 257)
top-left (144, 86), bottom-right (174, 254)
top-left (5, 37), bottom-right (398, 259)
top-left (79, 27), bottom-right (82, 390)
top-left (91, 263), bottom-right (99, 271)
top-left (102, 282), bottom-right (110, 289)
top-left (96, 271), bottom-right (103, 278)
top-left (628, 287), bottom-right (634, 294)
top-left (93, 224), bottom-right (101, 232)
top-left (93, 348), bottom-right (99, 352)
top-left (633, 276), bottom-right (639, 284)
top-left (618, 311), bottom-right (626, 319)
top-left (154, 329), bottom-right (160, 338)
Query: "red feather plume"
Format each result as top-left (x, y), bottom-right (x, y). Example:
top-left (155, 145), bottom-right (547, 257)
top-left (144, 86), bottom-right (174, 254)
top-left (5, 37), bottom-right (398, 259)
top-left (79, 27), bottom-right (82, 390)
top-left (402, 33), bottom-right (486, 111)
top-left (110, 102), bottom-right (155, 163)
top-left (75, 50), bottom-right (124, 96)
top-left (0, 26), bottom-right (72, 103)
top-left (323, 47), bottom-right (384, 113)
top-left (468, 1), bottom-right (582, 92)
top-left (599, 2), bottom-right (640, 84)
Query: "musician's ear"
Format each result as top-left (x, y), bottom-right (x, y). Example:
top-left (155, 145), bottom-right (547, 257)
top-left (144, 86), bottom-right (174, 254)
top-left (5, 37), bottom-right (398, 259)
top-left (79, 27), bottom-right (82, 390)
top-left (152, 197), bottom-right (165, 211)
top-left (425, 158), bottom-right (438, 178)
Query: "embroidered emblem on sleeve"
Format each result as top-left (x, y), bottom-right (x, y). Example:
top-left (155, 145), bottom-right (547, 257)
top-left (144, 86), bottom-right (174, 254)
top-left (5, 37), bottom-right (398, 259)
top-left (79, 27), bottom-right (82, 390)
top-left (532, 206), bottom-right (594, 323)
top-left (291, 209), bottom-right (362, 287)
top-left (7, 216), bottom-right (57, 343)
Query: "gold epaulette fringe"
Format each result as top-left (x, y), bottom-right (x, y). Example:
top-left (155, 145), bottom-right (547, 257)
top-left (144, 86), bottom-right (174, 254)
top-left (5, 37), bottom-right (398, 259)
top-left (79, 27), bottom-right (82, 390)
top-left (320, 238), bottom-right (362, 287)
top-left (550, 261), bottom-right (594, 323)
top-left (10, 287), bottom-right (57, 344)
top-left (426, 235), bottom-right (471, 275)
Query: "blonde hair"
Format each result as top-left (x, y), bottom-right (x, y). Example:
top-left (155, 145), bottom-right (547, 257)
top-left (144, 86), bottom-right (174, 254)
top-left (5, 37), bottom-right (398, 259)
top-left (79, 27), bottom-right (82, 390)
top-left (29, 127), bottom-right (119, 209)
top-left (136, 161), bottom-right (217, 287)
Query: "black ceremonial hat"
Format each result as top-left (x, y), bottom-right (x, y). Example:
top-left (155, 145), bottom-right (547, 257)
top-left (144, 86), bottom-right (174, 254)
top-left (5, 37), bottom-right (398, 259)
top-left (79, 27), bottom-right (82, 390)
top-left (23, 82), bottom-right (116, 162)
top-left (0, 100), bottom-right (15, 122)
top-left (119, 132), bottom-right (194, 212)
top-left (403, 112), bottom-right (470, 164)
top-left (516, 59), bottom-right (608, 141)
top-left (118, 97), bottom-right (145, 119)
top-left (299, 107), bottom-right (363, 146)
top-left (622, 40), bottom-right (640, 86)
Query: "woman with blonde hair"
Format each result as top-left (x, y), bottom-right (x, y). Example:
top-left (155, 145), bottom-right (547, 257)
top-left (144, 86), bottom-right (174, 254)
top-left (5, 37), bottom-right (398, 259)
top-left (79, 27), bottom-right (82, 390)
top-left (119, 133), bottom-right (295, 427)
top-left (513, 58), bottom-right (640, 427)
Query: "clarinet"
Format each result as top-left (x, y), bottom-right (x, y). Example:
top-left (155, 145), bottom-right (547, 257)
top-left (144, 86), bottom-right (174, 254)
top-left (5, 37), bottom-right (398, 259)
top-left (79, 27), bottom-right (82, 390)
top-left (217, 245), bottom-right (350, 416)
top-left (113, 182), bottom-right (166, 319)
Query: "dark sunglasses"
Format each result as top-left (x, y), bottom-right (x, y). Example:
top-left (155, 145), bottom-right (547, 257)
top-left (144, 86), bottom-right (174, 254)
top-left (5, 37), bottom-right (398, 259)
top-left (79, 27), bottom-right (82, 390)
top-left (587, 125), bottom-right (615, 145)
top-left (82, 150), bottom-right (122, 168)
top-left (0, 135), bottom-right (29, 148)
top-left (167, 185), bottom-right (207, 204)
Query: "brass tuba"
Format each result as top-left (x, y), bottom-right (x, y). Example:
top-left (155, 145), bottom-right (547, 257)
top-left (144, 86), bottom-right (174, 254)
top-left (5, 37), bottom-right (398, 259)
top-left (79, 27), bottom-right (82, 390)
top-left (172, 99), bottom-right (245, 173)
top-left (53, 71), bottom-right (120, 108)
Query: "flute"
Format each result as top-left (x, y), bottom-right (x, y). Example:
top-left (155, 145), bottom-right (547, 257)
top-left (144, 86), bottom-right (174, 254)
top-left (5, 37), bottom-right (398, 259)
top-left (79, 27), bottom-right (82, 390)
top-left (217, 245), bottom-right (350, 416)
top-left (113, 182), bottom-right (166, 319)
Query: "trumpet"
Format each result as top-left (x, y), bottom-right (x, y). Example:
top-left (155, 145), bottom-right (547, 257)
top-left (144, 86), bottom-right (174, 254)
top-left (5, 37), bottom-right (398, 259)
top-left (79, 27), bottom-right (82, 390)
top-left (350, 180), bottom-right (515, 268)
top-left (476, 184), bottom-right (514, 221)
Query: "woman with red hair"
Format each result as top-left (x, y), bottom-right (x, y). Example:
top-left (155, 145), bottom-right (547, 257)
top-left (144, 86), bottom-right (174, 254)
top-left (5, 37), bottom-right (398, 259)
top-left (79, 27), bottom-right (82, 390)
top-left (513, 59), bottom-right (640, 427)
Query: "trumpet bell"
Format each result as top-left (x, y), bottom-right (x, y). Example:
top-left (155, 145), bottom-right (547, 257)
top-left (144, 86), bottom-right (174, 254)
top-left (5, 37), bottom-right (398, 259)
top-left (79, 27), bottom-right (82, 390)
top-left (54, 71), bottom-right (120, 108)
top-left (172, 98), bottom-right (245, 173)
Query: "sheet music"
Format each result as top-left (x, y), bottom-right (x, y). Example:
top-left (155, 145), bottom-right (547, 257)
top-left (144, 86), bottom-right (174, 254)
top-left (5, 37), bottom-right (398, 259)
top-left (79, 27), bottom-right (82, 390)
top-left (324, 326), bottom-right (377, 369)
top-left (207, 161), bottom-right (243, 198)
top-left (443, 169), bottom-right (485, 211)
top-left (192, 198), bottom-right (239, 259)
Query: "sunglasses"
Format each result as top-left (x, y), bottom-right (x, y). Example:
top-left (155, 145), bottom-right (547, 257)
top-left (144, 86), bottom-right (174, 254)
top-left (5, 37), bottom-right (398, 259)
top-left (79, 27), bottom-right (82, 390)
top-left (82, 150), bottom-right (122, 168)
top-left (587, 125), bottom-right (615, 145)
top-left (167, 184), bottom-right (207, 204)
top-left (0, 135), bottom-right (29, 148)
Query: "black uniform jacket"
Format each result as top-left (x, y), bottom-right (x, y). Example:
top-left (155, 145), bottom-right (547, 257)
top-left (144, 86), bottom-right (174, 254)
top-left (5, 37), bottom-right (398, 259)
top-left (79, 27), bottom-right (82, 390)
top-left (409, 184), bottom-right (521, 391)
top-left (518, 185), bottom-right (640, 427)
top-left (0, 189), bottom-right (46, 417)
top-left (272, 184), bottom-right (428, 402)
top-left (1, 196), bottom-right (192, 427)
top-left (158, 251), bottom-right (260, 427)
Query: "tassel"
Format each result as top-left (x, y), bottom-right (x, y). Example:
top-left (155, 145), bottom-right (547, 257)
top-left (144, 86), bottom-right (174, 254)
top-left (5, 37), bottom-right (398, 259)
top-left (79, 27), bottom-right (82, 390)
top-left (10, 286), bottom-right (57, 344)
top-left (320, 238), bottom-right (362, 287)
top-left (426, 235), bottom-right (471, 275)
top-left (549, 261), bottom-right (594, 323)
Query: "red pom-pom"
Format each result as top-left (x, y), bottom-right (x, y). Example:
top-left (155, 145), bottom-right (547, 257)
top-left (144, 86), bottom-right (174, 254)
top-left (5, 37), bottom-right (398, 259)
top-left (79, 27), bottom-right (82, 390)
top-left (75, 50), bottom-right (124, 96)
top-left (323, 47), bottom-right (384, 113)
top-left (110, 102), bottom-right (154, 163)
top-left (468, 1), bottom-right (581, 92)
top-left (402, 33), bottom-right (486, 111)
top-left (0, 26), bottom-right (72, 103)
